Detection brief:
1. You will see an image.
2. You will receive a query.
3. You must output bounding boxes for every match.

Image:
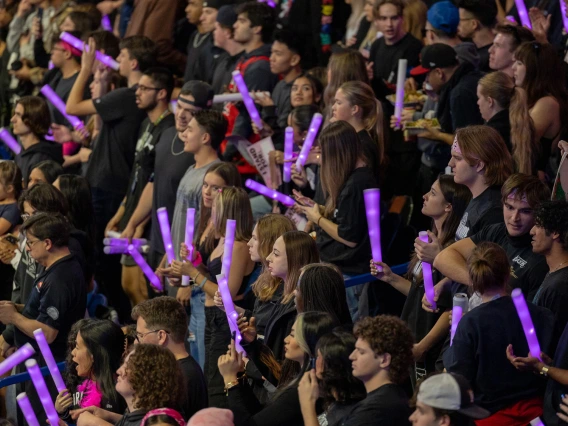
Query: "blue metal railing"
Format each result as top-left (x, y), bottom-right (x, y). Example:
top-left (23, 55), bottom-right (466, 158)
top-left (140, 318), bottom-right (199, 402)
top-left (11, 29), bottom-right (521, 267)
top-left (0, 361), bottom-right (65, 389)
top-left (344, 262), bottom-right (409, 288)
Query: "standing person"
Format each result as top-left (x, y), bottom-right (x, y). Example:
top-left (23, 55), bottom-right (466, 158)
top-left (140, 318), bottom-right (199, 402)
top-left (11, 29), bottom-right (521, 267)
top-left (343, 315), bottom-right (414, 426)
top-left (211, 5), bottom-right (243, 95)
top-left (183, 0), bottom-right (208, 82)
top-left (455, 0), bottom-right (496, 72)
top-left (488, 25), bottom-right (534, 78)
top-left (12, 96), bottom-right (63, 188)
top-left (105, 67), bottom-right (175, 307)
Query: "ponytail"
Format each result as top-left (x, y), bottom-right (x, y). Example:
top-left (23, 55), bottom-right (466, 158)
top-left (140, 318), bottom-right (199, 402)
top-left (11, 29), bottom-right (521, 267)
top-left (366, 98), bottom-right (385, 165)
top-left (509, 87), bottom-right (538, 174)
top-left (468, 242), bottom-right (510, 295)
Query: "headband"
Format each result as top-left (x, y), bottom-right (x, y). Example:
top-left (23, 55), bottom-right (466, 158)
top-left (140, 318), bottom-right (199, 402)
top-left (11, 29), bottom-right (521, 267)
top-left (141, 408), bottom-right (185, 426)
top-left (59, 41), bottom-right (82, 58)
top-left (507, 189), bottom-right (528, 203)
top-left (178, 95), bottom-right (198, 107)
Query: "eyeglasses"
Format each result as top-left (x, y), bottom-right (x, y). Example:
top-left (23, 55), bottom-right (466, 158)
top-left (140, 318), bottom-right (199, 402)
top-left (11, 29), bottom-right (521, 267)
top-left (135, 329), bottom-right (169, 342)
top-left (25, 239), bottom-right (42, 250)
top-left (137, 85), bottom-right (162, 93)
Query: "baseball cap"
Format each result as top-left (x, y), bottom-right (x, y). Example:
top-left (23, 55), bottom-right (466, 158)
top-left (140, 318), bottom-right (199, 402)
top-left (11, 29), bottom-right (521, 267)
top-left (410, 43), bottom-right (459, 76)
top-left (417, 373), bottom-right (490, 419)
top-left (216, 5), bottom-right (238, 27)
top-left (179, 81), bottom-right (214, 109)
top-left (203, 0), bottom-right (230, 10)
top-left (427, 1), bottom-right (459, 35)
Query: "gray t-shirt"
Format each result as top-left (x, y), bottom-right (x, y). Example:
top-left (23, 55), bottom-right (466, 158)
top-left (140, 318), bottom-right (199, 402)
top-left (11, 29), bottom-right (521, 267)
top-left (170, 159), bottom-right (221, 261)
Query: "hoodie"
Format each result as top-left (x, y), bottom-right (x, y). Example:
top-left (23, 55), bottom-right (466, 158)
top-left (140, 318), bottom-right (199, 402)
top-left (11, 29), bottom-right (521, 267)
top-left (15, 140), bottom-right (63, 187)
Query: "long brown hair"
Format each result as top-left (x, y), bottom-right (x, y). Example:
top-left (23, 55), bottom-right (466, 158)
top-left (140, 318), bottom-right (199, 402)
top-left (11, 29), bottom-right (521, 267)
top-left (324, 50), bottom-right (369, 112)
top-left (281, 231), bottom-right (320, 303)
top-left (320, 121), bottom-right (363, 218)
top-left (212, 187), bottom-right (253, 242)
top-left (251, 214), bottom-right (296, 302)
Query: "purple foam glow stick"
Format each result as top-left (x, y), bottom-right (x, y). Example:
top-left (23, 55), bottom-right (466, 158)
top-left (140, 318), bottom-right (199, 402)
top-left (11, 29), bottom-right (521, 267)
top-left (450, 306), bottom-right (463, 346)
top-left (419, 231), bottom-right (437, 311)
top-left (0, 343), bottom-right (35, 376)
top-left (0, 128), bottom-right (21, 154)
top-left (33, 329), bottom-right (66, 393)
top-left (216, 274), bottom-right (246, 353)
top-left (295, 113), bottom-right (323, 169)
top-left (515, 0), bottom-right (531, 28)
top-left (258, 0), bottom-right (276, 7)
top-left (17, 393), bottom-right (40, 426)
top-left (104, 245), bottom-right (129, 254)
top-left (181, 208), bottom-right (196, 287)
top-left (104, 237), bottom-right (147, 247)
top-left (221, 219), bottom-right (236, 278)
top-left (128, 245), bottom-right (163, 292)
top-left (560, 0), bottom-right (568, 32)
top-left (40, 85), bottom-right (84, 130)
top-left (26, 359), bottom-right (60, 426)
top-left (245, 179), bottom-right (295, 207)
top-left (283, 127), bottom-right (294, 183)
top-left (157, 207), bottom-right (176, 264)
top-left (530, 418), bottom-right (545, 426)
top-left (231, 71), bottom-right (263, 129)
top-left (363, 189), bottom-right (382, 264)
top-left (60, 31), bottom-right (119, 70)
top-left (394, 59), bottom-right (408, 127)
top-left (512, 288), bottom-right (541, 359)
top-left (48, 60), bottom-right (54, 70)
top-left (101, 15), bottom-right (112, 31)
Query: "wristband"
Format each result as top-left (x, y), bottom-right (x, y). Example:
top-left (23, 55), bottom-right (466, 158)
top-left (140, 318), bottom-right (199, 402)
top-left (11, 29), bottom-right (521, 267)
top-left (198, 276), bottom-right (208, 288)
top-left (317, 216), bottom-right (323, 227)
top-left (191, 251), bottom-right (203, 267)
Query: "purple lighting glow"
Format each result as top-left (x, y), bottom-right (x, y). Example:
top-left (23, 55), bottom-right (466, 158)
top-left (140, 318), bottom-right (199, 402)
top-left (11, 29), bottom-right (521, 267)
top-left (231, 71), bottom-right (263, 129)
top-left (128, 245), bottom-right (163, 292)
top-left (60, 31), bottom-right (119, 70)
top-left (221, 219), bottom-right (236, 278)
top-left (157, 207), bottom-right (176, 265)
top-left (17, 393), bottom-right (40, 426)
top-left (101, 15), bottom-right (112, 31)
top-left (283, 127), bottom-right (294, 183)
top-left (0, 343), bottom-right (35, 376)
top-left (512, 288), bottom-right (541, 359)
top-left (245, 179), bottom-right (295, 207)
top-left (515, 0), bottom-right (531, 28)
top-left (40, 85), bottom-right (84, 130)
top-left (363, 189), bottom-right (382, 264)
top-left (182, 208), bottom-right (196, 287)
top-left (0, 128), bottom-right (21, 154)
top-left (419, 231), bottom-right (437, 311)
top-left (216, 274), bottom-right (246, 354)
top-left (394, 59), bottom-right (408, 127)
top-left (295, 113), bottom-right (323, 169)
top-left (450, 306), bottom-right (462, 346)
top-left (33, 329), bottom-right (66, 393)
top-left (26, 359), bottom-right (60, 426)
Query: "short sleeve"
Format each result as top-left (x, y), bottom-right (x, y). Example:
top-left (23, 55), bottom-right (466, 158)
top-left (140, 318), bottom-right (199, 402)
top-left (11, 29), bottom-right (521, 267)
top-left (469, 225), bottom-right (494, 245)
top-left (0, 204), bottom-right (20, 227)
top-left (94, 87), bottom-right (133, 122)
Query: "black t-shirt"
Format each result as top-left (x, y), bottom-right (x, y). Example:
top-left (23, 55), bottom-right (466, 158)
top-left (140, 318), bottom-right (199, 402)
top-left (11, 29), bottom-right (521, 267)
top-left (184, 31), bottom-right (214, 83)
top-left (534, 266), bottom-right (568, 348)
top-left (358, 130), bottom-right (381, 182)
top-left (455, 186), bottom-right (503, 241)
top-left (316, 167), bottom-right (378, 275)
top-left (369, 33), bottom-right (422, 87)
top-left (470, 223), bottom-right (549, 301)
top-left (87, 86), bottom-right (146, 194)
top-left (14, 254), bottom-right (87, 360)
top-left (178, 356), bottom-right (208, 420)
top-left (114, 409), bottom-right (148, 426)
top-left (341, 384), bottom-right (411, 426)
top-left (486, 109), bottom-right (511, 152)
top-left (543, 323), bottom-right (568, 426)
top-left (119, 113), bottom-right (176, 231)
top-left (477, 43), bottom-right (492, 72)
top-left (47, 71), bottom-right (91, 127)
top-left (149, 127), bottom-right (195, 254)
top-left (444, 296), bottom-right (554, 413)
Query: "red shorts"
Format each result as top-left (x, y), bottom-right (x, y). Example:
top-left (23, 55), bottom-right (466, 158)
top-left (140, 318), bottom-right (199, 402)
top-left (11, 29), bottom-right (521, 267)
top-left (475, 397), bottom-right (543, 426)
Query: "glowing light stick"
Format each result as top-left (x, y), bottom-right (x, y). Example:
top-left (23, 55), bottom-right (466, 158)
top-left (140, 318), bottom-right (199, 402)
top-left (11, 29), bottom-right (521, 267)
top-left (363, 189), bottom-right (382, 267)
top-left (258, 0), bottom-right (276, 7)
top-left (216, 274), bottom-right (246, 353)
top-left (104, 246), bottom-right (129, 254)
top-left (231, 70), bottom-right (263, 129)
top-left (530, 418), bottom-right (545, 426)
top-left (26, 359), bottom-right (59, 426)
top-left (101, 15), bottom-right (112, 31)
top-left (245, 179), bottom-right (295, 207)
top-left (221, 219), bottom-right (236, 278)
top-left (512, 288), bottom-right (541, 359)
top-left (128, 245), bottom-right (163, 292)
top-left (60, 32), bottom-right (119, 70)
top-left (33, 329), bottom-right (66, 392)
top-left (450, 306), bottom-right (463, 346)
top-left (515, 0), bottom-right (531, 28)
top-left (181, 208), bottom-right (196, 287)
top-left (560, 0), bottom-right (568, 32)
top-left (283, 127), bottom-right (294, 183)
top-left (295, 113), bottom-right (323, 169)
top-left (40, 85), bottom-right (84, 130)
top-left (213, 93), bottom-right (243, 103)
top-left (0, 343), bottom-right (35, 376)
top-left (17, 393), bottom-right (40, 426)
top-left (418, 231), bottom-right (437, 311)
top-left (157, 207), bottom-right (176, 264)
top-left (0, 128), bottom-right (21, 154)
top-left (394, 59), bottom-right (408, 127)
top-left (103, 237), bottom-right (147, 247)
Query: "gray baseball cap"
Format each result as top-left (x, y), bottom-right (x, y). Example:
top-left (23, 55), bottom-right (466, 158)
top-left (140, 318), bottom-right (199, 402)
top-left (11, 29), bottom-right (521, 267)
top-left (417, 373), bottom-right (490, 419)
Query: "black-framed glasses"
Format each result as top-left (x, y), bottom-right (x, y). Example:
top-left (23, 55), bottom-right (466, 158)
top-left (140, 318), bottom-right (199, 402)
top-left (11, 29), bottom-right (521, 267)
top-left (25, 239), bottom-right (42, 250)
top-left (137, 85), bottom-right (162, 93)
top-left (135, 329), bottom-right (169, 342)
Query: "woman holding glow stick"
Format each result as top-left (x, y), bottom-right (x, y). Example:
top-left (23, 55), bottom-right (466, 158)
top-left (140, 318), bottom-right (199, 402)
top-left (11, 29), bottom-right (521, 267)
top-left (370, 174), bottom-right (471, 385)
top-left (443, 242), bottom-right (554, 423)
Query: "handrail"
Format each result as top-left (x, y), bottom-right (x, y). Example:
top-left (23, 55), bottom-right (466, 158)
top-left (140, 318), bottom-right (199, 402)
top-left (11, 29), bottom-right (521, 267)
top-left (344, 262), bottom-right (409, 288)
top-left (0, 361), bottom-right (65, 389)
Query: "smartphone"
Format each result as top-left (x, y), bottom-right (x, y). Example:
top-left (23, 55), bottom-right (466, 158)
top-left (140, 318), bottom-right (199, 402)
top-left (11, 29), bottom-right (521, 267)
top-left (309, 357), bottom-right (316, 370)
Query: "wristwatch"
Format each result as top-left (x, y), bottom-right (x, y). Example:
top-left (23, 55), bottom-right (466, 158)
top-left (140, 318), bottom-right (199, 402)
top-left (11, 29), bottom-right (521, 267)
top-left (540, 365), bottom-right (550, 377)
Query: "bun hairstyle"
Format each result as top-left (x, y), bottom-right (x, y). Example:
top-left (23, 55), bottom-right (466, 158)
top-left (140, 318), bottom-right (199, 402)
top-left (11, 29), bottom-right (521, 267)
top-left (467, 242), bottom-right (510, 295)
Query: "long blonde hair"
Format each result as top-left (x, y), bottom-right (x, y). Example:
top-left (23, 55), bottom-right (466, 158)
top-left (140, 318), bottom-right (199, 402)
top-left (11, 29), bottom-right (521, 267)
top-left (478, 72), bottom-right (537, 175)
top-left (212, 187), bottom-right (253, 242)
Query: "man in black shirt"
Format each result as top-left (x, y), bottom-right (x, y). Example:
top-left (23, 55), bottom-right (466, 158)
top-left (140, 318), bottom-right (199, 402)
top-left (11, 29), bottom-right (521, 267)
top-left (211, 5), bottom-right (243, 95)
top-left (343, 316), bottom-right (413, 426)
top-left (455, 0), bottom-right (496, 72)
top-left (132, 297), bottom-right (207, 420)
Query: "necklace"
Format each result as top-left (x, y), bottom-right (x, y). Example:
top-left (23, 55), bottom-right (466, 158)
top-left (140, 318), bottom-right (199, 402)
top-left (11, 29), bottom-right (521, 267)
top-left (171, 134), bottom-right (184, 156)
top-left (193, 32), bottom-right (209, 48)
top-left (550, 259), bottom-right (568, 274)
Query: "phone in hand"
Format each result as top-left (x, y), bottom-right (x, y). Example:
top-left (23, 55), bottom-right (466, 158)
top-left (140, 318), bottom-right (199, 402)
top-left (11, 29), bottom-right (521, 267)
top-left (309, 357), bottom-right (316, 370)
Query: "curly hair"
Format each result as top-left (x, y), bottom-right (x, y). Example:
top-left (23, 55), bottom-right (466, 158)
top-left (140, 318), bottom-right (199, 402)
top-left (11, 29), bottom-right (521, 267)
top-left (353, 315), bottom-right (414, 384)
top-left (126, 345), bottom-right (183, 412)
top-left (534, 200), bottom-right (568, 251)
top-left (131, 296), bottom-right (188, 344)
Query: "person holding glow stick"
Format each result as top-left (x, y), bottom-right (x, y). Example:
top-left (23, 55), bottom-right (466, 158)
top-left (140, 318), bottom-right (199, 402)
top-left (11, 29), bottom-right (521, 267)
top-left (444, 242), bottom-right (554, 423)
top-left (370, 175), bottom-right (470, 385)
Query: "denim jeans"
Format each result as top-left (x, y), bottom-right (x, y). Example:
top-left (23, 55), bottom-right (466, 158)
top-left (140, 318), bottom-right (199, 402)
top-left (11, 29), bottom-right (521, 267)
top-left (189, 289), bottom-right (206, 370)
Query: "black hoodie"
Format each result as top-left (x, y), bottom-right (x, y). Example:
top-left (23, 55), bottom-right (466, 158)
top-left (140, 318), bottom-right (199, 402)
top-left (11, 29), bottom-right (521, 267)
top-left (15, 140), bottom-right (63, 187)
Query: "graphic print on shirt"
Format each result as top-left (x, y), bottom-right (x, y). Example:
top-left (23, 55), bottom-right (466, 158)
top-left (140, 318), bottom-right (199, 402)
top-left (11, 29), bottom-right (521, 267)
top-left (455, 212), bottom-right (469, 240)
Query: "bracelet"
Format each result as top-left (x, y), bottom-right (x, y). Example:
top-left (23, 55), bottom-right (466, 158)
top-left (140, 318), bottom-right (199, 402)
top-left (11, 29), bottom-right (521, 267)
top-left (194, 272), bottom-right (201, 284)
top-left (224, 380), bottom-right (239, 395)
top-left (317, 216), bottom-right (323, 227)
top-left (198, 276), bottom-right (208, 288)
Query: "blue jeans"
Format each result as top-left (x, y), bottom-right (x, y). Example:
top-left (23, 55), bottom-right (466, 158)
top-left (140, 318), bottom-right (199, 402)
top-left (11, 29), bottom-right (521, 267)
top-left (189, 289), bottom-right (206, 369)
top-left (345, 276), bottom-right (369, 322)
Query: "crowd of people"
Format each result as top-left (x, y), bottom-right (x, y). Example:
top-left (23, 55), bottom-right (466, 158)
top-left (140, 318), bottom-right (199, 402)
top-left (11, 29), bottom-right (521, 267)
top-left (0, 0), bottom-right (567, 425)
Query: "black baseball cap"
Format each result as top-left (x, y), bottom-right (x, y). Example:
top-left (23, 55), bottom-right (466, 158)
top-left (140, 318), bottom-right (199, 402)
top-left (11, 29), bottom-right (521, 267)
top-left (178, 81), bottom-right (214, 109)
top-left (216, 5), bottom-right (238, 27)
top-left (410, 43), bottom-right (459, 76)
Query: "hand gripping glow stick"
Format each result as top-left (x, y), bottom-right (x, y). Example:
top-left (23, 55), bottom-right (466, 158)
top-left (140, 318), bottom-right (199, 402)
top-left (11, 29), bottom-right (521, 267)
top-left (231, 71), bottom-right (263, 129)
top-left (0, 128), bottom-right (21, 154)
top-left (295, 113), bottom-right (323, 170)
top-left (33, 329), bottom-right (66, 392)
top-left (60, 32), bottom-right (120, 70)
top-left (363, 189), bottom-right (382, 264)
top-left (515, 0), bottom-right (531, 28)
top-left (40, 85), bottom-right (84, 130)
top-left (128, 245), bottom-right (163, 292)
top-left (0, 343), bottom-right (35, 376)
top-left (26, 359), bottom-right (60, 426)
top-left (512, 288), bottom-right (541, 359)
top-left (216, 274), bottom-right (246, 354)
top-left (17, 393), bottom-right (40, 426)
top-left (221, 219), bottom-right (236, 278)
top-left (283, 127), bottom-right (294, 183)
top-left (181, 208), bottom-right (196, 287)
top-left (101, 15), bottom-right (112, 31)
top-left (394, 59), bottom-right (408, 127)
top-left (419, 231), bottom-right (437, 311)
top-left (104, 238), bottom-right (147, 247)
top-left (245, 179), bottom-right (295, 207)
top-left (560, 0), bottom-right (568, 32)
top-left (157, 207), bottom-right (176, 265)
